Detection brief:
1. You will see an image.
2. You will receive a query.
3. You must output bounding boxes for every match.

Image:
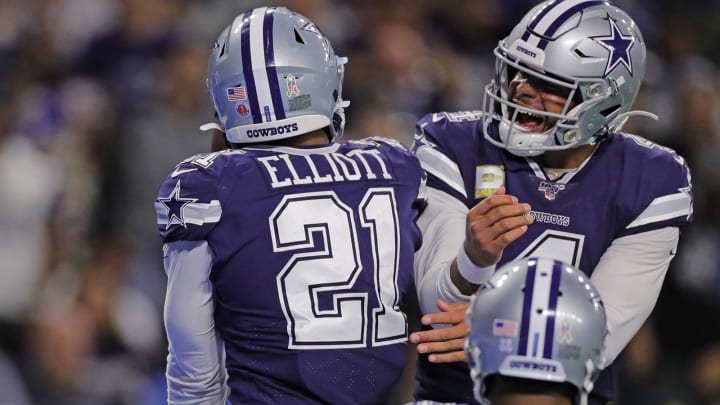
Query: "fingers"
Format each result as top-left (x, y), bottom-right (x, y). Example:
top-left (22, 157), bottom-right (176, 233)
top-left (478, 212), bottom-right (532, 242)
top-left (419, 342), bottom-right (468, 363)
top-left (469, 186), bottom-right (525, 220)
top-left (468, 200), bottom-right (532, 228)
top-left (464, 189), bottom-right (533, 266)
top-left (427, 350), bottom-right (467, 363)
top-left (409, 301), bottom-right (470, 345)
top-left (411, 319), bottom-right (468, 362)
top-left (418, 312), bottom-right (464, 328)
top-left (435, 299), bottom-right (470, 313)
top-left (470, 193), bottom-right (519, 217)
top-left (409, 299), bottom-right (471, 362)
top-left (413, 301), bottom-right (469, 328)
top-left (411, 320), bottom-right (468, 341)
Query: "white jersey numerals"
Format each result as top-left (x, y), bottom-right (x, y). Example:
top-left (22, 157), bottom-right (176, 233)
top-left (269, 189), bottom-right (406, 349)
top-left (514, 230), bottom-right (585, 268)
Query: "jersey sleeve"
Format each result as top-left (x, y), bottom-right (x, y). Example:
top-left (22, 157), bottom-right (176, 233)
top-left (590, 226), bottom-right (678, 364)
top-left (413, 187), bottom-right (473, 317)
top-left (163, 240), bottom-right (229, 405)
top-left (155, 154), bottom-right (224, 243)
top-left (616, 136), bottom-right (693, 237)
top-left (411, 112), bottom-right (475, 205)
top-left (409, 114), bottom-right (486, 315)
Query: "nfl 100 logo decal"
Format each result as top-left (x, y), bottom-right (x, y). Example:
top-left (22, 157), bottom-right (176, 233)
top-left (538, 181), bottom-right (565, 200)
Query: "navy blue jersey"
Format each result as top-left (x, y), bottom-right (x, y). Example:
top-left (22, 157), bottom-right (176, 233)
top-left (156, 138), bottom-right (426, 405)
top-left (411, 111), bottom-right (693, 403)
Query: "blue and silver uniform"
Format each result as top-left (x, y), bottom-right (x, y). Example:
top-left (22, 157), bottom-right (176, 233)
top-left (156, 138), bottom-right (426, 405)
top-left (412, 111), bottom-right (693, 404)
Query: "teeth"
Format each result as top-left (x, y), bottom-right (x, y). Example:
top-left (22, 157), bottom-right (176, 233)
top-left (514, 110), bottom-right (546, 127)
top-left (519, 111), bottom-right (541, 118)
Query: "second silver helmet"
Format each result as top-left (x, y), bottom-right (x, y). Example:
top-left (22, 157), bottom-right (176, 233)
top-left (465, 257), bottom-right (607, 405)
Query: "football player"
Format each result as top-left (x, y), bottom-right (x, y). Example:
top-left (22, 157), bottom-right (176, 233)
top-left (155, 7), bottom-right (427, 404)
top-left (409, 1), bottom-right (693, 404)
top-left (465, 257), bottom-right (607, 405)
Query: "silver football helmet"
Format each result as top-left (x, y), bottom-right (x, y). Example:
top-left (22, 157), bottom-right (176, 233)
top-left (206, 7), bottom-right (349, 144)
top-left (482, 0), bottom-right (656, 156)
top-left (465, 257), bottom-right (607, 405)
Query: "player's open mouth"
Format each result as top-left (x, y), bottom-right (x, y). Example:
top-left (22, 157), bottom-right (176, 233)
top-left (514, 110), bottom-right (546, 131)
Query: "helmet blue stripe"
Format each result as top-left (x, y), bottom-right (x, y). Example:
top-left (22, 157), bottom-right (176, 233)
top-left (263, 8), bottom-right (286, 120)
top-left (517, 260), bottom-right (537, 356)
top-left (542, 260), bottom-right (563, 358)
top-left (240, 11), bottom-right (262, 124)
top-left (537, 1), bottom-right (607, 49)
top-left (522, 0), bottom-right (563, 41)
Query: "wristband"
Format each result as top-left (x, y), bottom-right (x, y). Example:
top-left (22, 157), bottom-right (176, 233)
top-left (456, 245), bottom-right (495, 285)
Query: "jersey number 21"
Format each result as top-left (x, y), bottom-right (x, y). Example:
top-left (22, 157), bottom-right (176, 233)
top-left (270, 189), bottom-right (407, 350)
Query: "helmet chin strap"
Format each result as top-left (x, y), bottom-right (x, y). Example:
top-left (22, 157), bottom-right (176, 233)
top-left (200, 122), bottom-right (225, 132)
top-left (607, 110), bottom-right (658, 133)
top-left (577, 358), bottom-right (598, 405)
top-left (329, 99), bottom-right (351, 141)
top-left (329, 56), bottom-right (351, 142)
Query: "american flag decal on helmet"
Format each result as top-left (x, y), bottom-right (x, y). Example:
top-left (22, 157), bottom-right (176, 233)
top-left (227, 86), bottom-right (247, 101)
top-left (493, 319), bottom-right (519, 337)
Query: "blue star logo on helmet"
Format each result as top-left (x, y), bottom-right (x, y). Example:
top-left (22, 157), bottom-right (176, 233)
top-left (592, 16), bottom-right (636, 77)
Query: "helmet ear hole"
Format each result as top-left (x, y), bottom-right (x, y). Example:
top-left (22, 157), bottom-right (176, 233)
top-left (600, 105), bottom-right (621, 117)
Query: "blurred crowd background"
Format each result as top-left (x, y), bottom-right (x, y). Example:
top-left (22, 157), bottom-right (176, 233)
top-left (0, 0), bottom-right (719, 404)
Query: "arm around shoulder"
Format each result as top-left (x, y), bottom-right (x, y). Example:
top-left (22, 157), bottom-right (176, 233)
top-left (414, 188), bottom-right (474, 315)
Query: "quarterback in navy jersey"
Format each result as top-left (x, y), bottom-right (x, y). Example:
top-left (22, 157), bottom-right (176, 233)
top-left (155, 7), bottom-right (426, 405)
top-left (409, 1), bottom-right (693, 405)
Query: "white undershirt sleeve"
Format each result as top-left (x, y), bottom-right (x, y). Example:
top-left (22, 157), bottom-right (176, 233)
top-left (590, 226), bottom-right (679, 365)
top-left (414, 188), bottom-right (473, 317)
top-left (163, 240), bottom-right (229, 405)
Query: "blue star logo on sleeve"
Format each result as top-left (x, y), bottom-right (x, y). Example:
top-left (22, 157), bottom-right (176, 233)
top-left (157, 180), bottom-right (197, 230)
top-left (592, 16), bottom-right (636, 76)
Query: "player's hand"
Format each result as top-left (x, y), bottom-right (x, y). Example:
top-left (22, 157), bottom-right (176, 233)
top-left (465, 186), bottom-right (533, 267)
top-left (409, 300), bottom-right (470, 363)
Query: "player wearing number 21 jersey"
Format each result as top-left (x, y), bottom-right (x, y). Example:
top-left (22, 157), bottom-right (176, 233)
top-left (156, 138), bottom-right (426, 405)
top-left (155, 6), bottom-right (426, 405)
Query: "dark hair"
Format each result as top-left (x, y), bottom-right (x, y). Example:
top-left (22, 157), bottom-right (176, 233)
top-left (486, 375), bottom-right (577, 403)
